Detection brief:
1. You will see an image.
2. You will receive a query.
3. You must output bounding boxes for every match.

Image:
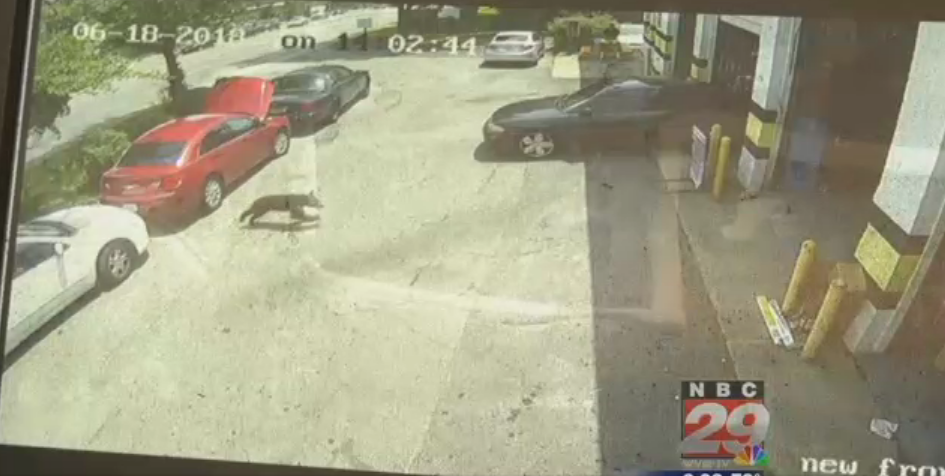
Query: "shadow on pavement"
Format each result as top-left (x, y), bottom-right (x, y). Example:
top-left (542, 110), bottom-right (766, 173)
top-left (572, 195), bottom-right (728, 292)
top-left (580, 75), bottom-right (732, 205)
top-left (227, 39), bottom-right (399, 69)
top-left (472, 131), bottom-right (655, 164)
top-left (581, 145), bottom-right (737, 471)
top-left (177, 87), bottom-right (212, 116)
top-left (3, 251), bottom-right (152, 370)
top-left (472, 143), bottom-right (567, 164)
top-left (147, 154), bottom-right (283, 237)
top-left (241, 220), bottom-right (321, 233)
top-left (479, 61), bottom-right (541, 70)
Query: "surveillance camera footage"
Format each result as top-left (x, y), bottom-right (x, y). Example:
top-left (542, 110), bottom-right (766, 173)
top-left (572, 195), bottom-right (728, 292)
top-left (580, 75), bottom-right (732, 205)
top-left (3, 1), bottom-right (945, 475)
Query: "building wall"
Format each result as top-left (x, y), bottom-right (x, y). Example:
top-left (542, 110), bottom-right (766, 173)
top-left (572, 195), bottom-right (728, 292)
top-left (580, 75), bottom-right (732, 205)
top-left (847, 23), bottom-right (945, 354)
top-left (643, 12), bottom-right (679, 77)
top-left (873, 28), bottom-right (945, 237)
top-left (716, 16), bottom-right (801, 192)
top-left (691, 15), bottom-right (718, 82)
top-left (719, 15), bottom-right (765, 35)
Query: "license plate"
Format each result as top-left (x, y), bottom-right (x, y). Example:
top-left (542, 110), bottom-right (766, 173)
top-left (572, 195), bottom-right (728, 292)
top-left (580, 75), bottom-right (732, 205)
top-left (121, 204), bottom-right (139, 213)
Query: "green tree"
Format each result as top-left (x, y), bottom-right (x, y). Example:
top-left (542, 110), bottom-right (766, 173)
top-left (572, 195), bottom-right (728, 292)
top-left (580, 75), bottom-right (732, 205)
top-left (97, 0), bottom-right (253, 115)
top-left (282, 1), bottom-right (309, 19)
top-left (31, 0), bottom-right (134, 137)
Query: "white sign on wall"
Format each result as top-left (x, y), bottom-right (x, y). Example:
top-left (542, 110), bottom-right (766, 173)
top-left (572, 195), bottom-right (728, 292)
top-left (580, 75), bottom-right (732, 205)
top-left (690, 126), bottom-right (708, 189)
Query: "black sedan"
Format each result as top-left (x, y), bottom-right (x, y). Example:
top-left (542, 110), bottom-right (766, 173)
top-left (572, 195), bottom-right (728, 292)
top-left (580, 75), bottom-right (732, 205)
top-left (269, 65), bottom-right (371, 132)
top-left (482, 77), bottom-right (722, 158)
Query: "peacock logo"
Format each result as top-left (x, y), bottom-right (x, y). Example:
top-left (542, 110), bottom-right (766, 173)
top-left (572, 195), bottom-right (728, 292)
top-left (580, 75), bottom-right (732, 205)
top-left (733, 444), bottom-right (770, 467)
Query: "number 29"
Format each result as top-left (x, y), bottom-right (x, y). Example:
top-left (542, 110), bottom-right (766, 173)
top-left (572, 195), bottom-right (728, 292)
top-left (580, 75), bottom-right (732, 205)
top-left (681, 402), bottom-right (770, 454)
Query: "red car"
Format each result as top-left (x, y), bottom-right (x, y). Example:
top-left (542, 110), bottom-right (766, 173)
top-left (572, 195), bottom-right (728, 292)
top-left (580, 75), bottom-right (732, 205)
top-left (101, 77), bottom-right (291, 222)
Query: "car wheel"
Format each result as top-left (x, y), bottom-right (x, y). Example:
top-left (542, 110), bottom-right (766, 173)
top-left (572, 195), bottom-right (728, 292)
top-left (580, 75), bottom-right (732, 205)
top-left (96, 239), bottom-right (138, 289)
top-left (273, 128), bottom-right (291, 157)
top-left (202, 174), bottom-right (225, 213)
top-left (518, 131), bottom-right (556, 158)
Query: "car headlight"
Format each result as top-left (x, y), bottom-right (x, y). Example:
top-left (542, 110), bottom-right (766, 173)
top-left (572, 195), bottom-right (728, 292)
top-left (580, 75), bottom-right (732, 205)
top-left (485, 121), bottom-right (505, 133)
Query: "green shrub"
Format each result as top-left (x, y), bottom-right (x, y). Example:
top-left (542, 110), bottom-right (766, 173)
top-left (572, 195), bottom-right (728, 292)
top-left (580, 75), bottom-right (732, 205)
top-left (548, 12), bottom-right (618, 53)
top-left (20, 128), bottom-right (131, 220)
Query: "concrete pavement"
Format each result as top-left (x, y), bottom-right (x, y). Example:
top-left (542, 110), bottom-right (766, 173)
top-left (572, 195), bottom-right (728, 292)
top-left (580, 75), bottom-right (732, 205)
top-left (6, 41), bottom-right (737, 475)
top-left (6, 54), bottom-right (596, 473)
top-left (656, 150), bottom-right (898, 475)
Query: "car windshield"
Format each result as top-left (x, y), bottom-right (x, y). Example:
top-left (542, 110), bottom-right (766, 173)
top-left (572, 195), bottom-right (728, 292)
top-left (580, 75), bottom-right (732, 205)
top-left (274, 75), bottom-right (326, 92)
top-left (118, 142), bottom-right (187, 166)
top-left (557, 81), bottom-right (608, 109)
top-left (10, 1), bottom-right (945, 475)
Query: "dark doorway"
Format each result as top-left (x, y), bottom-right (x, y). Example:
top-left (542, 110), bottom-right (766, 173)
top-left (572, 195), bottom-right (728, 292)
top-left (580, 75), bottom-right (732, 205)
top-left (781, 20), bottom-right (917, 194)
top-left (710, 21), bottom-right (759, 152)
top-left (672, 13), bottom-right (697, 81)
top-left (713, 22), bottom-right (758, 110)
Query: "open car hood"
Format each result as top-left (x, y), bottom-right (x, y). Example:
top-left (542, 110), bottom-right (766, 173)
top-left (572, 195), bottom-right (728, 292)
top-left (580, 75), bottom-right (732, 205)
top-left (205, 77), bottom-right (275, 118)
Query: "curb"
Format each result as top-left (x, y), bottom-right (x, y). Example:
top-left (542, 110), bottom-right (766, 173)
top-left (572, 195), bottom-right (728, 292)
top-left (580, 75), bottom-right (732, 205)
top-left (671, 199), bottom-right (791, 476)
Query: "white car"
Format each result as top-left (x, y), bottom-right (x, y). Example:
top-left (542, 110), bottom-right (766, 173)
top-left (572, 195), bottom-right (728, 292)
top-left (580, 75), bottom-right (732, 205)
top-left (5, 205), bottom-right (150, 355)
top-left (483, 31), bottom-right (545, 65)
top-left (618, 23), bottom-right (645, 47)
top-left (287, 16), bottom-right (309, 28)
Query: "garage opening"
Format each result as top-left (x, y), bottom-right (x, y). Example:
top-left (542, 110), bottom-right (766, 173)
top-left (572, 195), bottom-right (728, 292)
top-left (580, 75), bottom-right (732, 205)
top-left (711, 21), bottom-right (759, 152)
top-left (779, 20), bottom-right (917, 195)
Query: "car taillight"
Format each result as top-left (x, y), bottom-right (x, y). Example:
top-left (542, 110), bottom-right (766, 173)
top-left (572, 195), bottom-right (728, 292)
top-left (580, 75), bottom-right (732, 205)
top-left (161, 176), bottom-right (183, 191)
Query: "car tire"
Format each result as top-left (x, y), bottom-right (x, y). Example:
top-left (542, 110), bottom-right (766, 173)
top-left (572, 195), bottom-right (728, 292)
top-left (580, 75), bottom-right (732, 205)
top-left (273, 128), bottom-right (291, 157)
top-left (518, 131), bottom-right (556, 158)
top-left (96, 239), bottom-right (138, 289)
top-left (202, 174), bottom-right (225, 213)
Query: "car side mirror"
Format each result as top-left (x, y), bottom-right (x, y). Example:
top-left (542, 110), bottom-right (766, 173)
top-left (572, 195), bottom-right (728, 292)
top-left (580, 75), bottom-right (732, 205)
top-left (53, 243), bottom-right (66, 256)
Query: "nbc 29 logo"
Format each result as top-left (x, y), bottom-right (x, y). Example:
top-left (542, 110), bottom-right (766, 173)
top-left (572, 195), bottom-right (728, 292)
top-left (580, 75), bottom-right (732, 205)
top-left (680, 380), bottom-right (770, 464)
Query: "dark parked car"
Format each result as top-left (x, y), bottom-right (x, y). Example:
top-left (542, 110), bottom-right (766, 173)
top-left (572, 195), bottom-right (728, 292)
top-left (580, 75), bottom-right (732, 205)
top-left (482, 76), bottom-right (722, 158)
top-left (270, 65), bottom-right (371, 132)
top-left (243, 20), bottom-right (266, 36)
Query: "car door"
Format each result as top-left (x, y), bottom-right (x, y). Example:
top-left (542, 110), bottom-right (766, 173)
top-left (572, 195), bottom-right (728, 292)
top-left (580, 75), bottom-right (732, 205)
top-left (197, 123), bottom-right (243, 184)
top-left (221, 117), bottom-right (266, 172)
top-left (58, 237), bottom-right (98, 306)
top-left (6, 241), bottom-right (68, 352)
top-left (650, 85), bottom-right (714, 145)
top-left (583, 86), bottom-right (661, 147)
top-left (330, 67), bottom-right (356, 106)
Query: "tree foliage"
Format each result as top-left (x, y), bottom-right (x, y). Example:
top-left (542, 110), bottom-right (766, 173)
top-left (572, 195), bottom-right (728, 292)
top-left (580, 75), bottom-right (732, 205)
top-left (31, 0), bottom-right (255, 137)
top-left (95, 0), bottom-right (254, 113)
top-left (31, 0), bottom-right (134, 137)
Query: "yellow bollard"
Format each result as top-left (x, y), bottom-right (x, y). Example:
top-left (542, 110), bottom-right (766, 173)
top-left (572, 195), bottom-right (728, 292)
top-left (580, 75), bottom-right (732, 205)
top-left (707, 124), bottom-right (722, 186)
top-left (802, 278), bottom-right (848, 360)
top-left (712, 136), bottom-right (731, 201)
top-left (782, 240), bottom-right (818, 316)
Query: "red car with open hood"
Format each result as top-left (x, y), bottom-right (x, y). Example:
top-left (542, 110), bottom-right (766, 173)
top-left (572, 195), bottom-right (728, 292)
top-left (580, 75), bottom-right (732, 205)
top-left (100, 77), bottom-right (291, 222)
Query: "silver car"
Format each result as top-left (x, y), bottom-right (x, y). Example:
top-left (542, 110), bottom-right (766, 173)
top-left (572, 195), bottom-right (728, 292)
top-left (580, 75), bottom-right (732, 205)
top-left (483, 31), bottom-right (545, 65)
